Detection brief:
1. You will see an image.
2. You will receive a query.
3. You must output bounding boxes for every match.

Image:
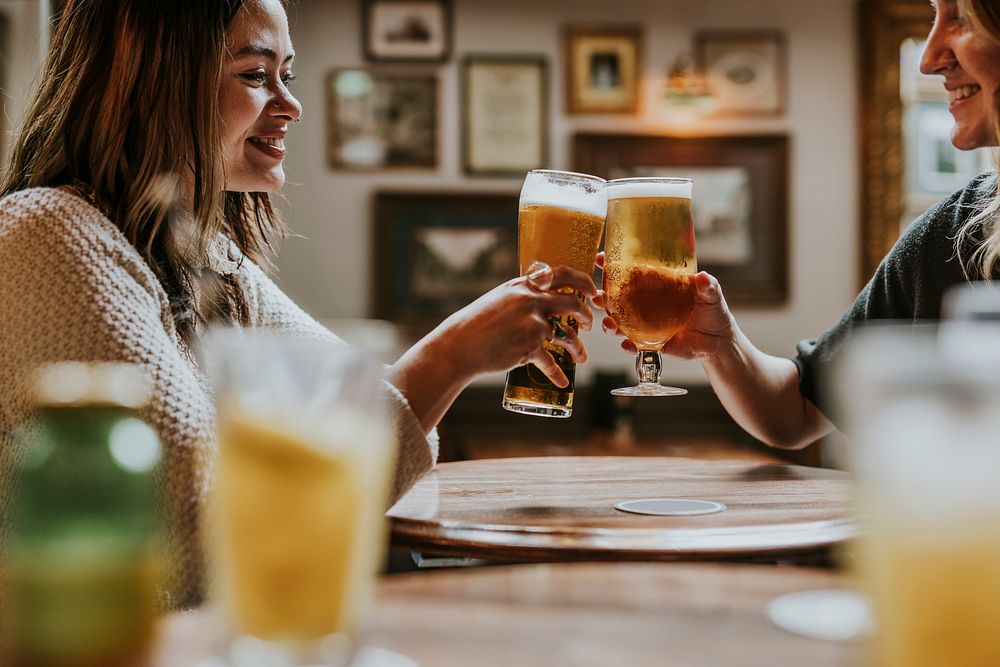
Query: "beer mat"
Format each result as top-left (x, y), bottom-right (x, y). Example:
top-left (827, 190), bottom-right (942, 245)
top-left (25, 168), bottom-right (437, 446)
top-left (614, 498), bottom-right (726, 516)
top-left (768, 589), bottom-right (873, 642)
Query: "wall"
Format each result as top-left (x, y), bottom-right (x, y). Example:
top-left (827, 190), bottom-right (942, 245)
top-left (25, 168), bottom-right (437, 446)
top-left (0, 0), bottom-right (43, 168)
top-left (276, 0), bottom-right (860, 385)
top-left (0, 0), bottom-right (861, 387)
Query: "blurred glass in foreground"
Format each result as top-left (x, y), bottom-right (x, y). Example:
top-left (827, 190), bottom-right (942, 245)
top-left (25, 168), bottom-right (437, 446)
top-left (837, 320), bottom-right (1000, 667)
top-left (204, 331), bottom-right (395, 667)
top-left (0, 363), bottom-right (165, 667)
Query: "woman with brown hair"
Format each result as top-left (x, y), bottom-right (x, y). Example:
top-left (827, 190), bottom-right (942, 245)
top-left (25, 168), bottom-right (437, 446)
top-left (602, 0), bottom-right (1000, 450)
top-left (0, 0), bottom-right (594, 607)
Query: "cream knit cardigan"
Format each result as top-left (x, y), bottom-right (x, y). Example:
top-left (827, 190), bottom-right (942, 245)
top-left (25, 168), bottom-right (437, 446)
top-left (0, 187), bottom-right (438, 607)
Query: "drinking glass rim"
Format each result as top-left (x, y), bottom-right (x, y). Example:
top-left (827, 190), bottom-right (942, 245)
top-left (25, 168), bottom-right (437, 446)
top-left (607, 177), bottom-right (692, 185)
top-left (528, 169), bottom-right (607, 185)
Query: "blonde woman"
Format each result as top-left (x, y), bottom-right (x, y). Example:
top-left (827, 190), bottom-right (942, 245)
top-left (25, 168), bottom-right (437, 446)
top-left (0, 0), bottom-right (594, 607)
top-left (601, 0), bottom-right (1000, 449)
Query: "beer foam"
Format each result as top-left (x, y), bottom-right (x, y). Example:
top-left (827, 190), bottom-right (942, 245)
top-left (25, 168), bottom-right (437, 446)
top-left (607, 179), bottom-right (692, 200)
top-left (520, 183), bottom-right (607, 219)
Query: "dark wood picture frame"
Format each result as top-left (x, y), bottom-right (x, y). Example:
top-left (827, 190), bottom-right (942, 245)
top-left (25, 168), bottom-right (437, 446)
top-left (695, 30), bottom-right (787, 116)
top-left (372, 191), bottom-right (519, 331)
top-left (565, 26), bottom-right (643, 115)
top-left (573, 133), bottom-right (789, 305)
top-left (326, 68), bottom-right (438, 171)
top-left (362, 0), bottom-right (452, 63)
top-left (462, 55), bottom-right (549, 177)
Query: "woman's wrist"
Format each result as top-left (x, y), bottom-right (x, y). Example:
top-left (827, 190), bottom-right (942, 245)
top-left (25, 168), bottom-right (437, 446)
top-left (697, 317), bottom-right (744, 373)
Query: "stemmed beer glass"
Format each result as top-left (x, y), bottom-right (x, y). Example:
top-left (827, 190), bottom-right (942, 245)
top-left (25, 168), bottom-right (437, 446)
top-left (603, 177), bottom-right (697, 397)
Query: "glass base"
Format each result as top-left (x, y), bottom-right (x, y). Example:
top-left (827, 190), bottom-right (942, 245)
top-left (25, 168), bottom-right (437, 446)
top-left (611, 384), bottom-right (687, 397)
top-left (501, 398), bottom-right (572, 418)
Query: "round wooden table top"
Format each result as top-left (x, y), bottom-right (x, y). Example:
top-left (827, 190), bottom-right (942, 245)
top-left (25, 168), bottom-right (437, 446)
top-left (158, 563), bottom-right (863, 667)
top-left (387, 456), bottom-right (856, 561)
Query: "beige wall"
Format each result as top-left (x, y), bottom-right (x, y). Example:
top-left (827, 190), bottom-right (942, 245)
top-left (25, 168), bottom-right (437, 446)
top-left (0, 0), bottom-right (861, 386)
top-left (0, 0), bottom-right (43, 168)
top-left (276, 0), bottom-right (860, 384)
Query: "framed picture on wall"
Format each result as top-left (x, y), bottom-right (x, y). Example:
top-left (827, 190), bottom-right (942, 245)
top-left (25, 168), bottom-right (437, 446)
top-left (696, 30), bottom-right (786, 116)
top-left (573, 133), bottom-right (789, 304)
top-left (327, 68), bottom-right (438, 171)
top-left (462, 55), bottom-right (548, 177)
top-left (372, 191), bottom-right (519, 329)
top-left (362, 0), bottom-right (452, 63)
top-left (565, 27), bottom-right (642, 114)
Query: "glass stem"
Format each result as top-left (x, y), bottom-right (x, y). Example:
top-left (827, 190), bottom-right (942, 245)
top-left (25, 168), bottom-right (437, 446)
top-left (636, 350), bottom-right (661, 386)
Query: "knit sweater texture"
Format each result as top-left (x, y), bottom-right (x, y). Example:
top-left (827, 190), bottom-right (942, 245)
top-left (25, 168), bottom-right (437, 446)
top-left (794, 173), bottom-right (998, 419)
top-left (0, 187), bottom-right (438, 608)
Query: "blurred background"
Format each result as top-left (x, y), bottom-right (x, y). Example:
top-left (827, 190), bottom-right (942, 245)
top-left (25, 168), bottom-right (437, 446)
top-left (0, 0), bottom-right (990, 465)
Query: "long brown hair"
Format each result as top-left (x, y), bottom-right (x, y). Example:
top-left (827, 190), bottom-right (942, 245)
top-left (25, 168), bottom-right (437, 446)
top-left (956, 0), bottom-right (1000, 279)
top-left (0, 0), bottom-right (284, 341)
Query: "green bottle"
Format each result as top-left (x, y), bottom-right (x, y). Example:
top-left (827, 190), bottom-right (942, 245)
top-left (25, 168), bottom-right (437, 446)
top-left (1, 363), bottom-right (165, 667)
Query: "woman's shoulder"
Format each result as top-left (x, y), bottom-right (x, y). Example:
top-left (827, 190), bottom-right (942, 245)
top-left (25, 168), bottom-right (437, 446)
top-left (0, 186), bottom-right (132, 253)
top-left (899, 173), bottom-right (995, 244)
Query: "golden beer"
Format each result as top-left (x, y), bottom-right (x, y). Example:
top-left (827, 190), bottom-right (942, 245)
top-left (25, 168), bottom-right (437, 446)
top-left (603, 178), bottom-right (696, 397)
top-left (604, 195), bottom-right (697, 349)
top-left (502, 171), bottom-right (606, 418)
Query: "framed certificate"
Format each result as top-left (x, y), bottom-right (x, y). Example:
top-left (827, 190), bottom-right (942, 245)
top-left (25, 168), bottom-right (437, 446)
top-left (462, 55), bottom-right (548, 177)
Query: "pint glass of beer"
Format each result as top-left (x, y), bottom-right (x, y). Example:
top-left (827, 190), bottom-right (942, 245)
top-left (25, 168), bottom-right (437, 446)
top-left (603, 177), bottom-right (696, 396)
top-left (501, 170), bottom-right (607, 418)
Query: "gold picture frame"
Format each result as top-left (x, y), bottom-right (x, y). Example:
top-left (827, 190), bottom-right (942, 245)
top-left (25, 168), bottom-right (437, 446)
top-left (565, 27), bottom-right (642, 115)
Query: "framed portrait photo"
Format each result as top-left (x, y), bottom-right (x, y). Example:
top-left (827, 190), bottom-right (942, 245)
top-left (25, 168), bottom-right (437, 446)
top-left (372, 191), bottom-right (519, 330)
top-left (363, 0), bottom-right (452, 63)
top-left (574, 133), bottom-right (789, 305)
top-left (696, 30), bottom-right (786, 116)
top-left (327, 68), bottom-right (438, 171)
top-left (565, 27), bottom-right (642, 115)
top-left (462, 55), bottom-right (548, 177)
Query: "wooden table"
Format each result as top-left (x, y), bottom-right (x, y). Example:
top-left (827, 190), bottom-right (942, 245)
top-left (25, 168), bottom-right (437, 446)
top-left (158, 563), bottom-right (863, 666)
top-left (388, 457), bottom-right (855, 562)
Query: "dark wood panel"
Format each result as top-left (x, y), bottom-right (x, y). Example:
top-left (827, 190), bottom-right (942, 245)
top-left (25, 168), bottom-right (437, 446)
top-left (438, 382), bottom-right (822, 466)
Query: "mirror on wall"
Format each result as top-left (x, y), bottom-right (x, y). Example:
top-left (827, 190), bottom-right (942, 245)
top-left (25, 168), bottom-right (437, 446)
top-left (858, 0), bottom-right (931, 285)
top-left (859, 0), bottom-right (993, 284)
top-left (899, 38), bottom-right (991, 236)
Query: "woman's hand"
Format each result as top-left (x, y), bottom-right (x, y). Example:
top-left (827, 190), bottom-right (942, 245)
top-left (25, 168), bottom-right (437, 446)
top-left (389, 263), bottom-right (596, 433)
top-left (593, 252), bottom-right (734, 361)
top-left (438, 262), bottom-right (596, 387)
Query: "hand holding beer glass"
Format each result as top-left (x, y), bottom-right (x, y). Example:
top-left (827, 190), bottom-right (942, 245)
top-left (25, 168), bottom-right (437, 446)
top-left (502, 170), bottom-right (607, 418)
top-left (603, 177), bottom-right (697, 396)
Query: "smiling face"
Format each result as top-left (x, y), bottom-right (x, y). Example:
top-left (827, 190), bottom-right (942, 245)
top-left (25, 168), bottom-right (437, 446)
top-left (219, 0), bottom-right (302, 193)
top-left (921, 0), bottom-right (1000, 150)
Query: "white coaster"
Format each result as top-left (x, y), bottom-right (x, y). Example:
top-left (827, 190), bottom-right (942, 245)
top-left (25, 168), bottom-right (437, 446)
top-left (768, 589), bottom-right (873, 642)
top-left (614, 498), bottom-right (727, 516)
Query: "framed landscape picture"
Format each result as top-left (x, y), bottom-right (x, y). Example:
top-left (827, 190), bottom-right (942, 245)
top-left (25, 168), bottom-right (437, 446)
top-left (573, 133), bottom-right (789, 304)
top-left (565, 27), bottom-right (642, 114)
top-left (372, 191), bottom-right (519, 329)
top-left (363, 0), bottom-right (452, 63)
top-left (327, 68), bottom-right (438, 170)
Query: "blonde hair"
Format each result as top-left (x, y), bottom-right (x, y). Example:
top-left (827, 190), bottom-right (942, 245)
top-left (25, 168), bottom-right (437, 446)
top-left (956, 0), bottom-right (1000, 280)
top-left (1, 0), bottom-right (284, 341)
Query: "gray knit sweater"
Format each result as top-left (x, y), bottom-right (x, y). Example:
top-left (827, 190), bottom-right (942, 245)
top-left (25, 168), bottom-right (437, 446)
top-left (0, 187), bottom-right (437, 607)
top-left (794, 173), bottom-right (998, 417)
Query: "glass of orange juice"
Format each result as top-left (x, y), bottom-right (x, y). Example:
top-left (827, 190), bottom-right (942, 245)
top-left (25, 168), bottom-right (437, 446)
top-left (204, 331), bottom-right (395, 666)
top-left (838, 324), bottom-right (1000, 667)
